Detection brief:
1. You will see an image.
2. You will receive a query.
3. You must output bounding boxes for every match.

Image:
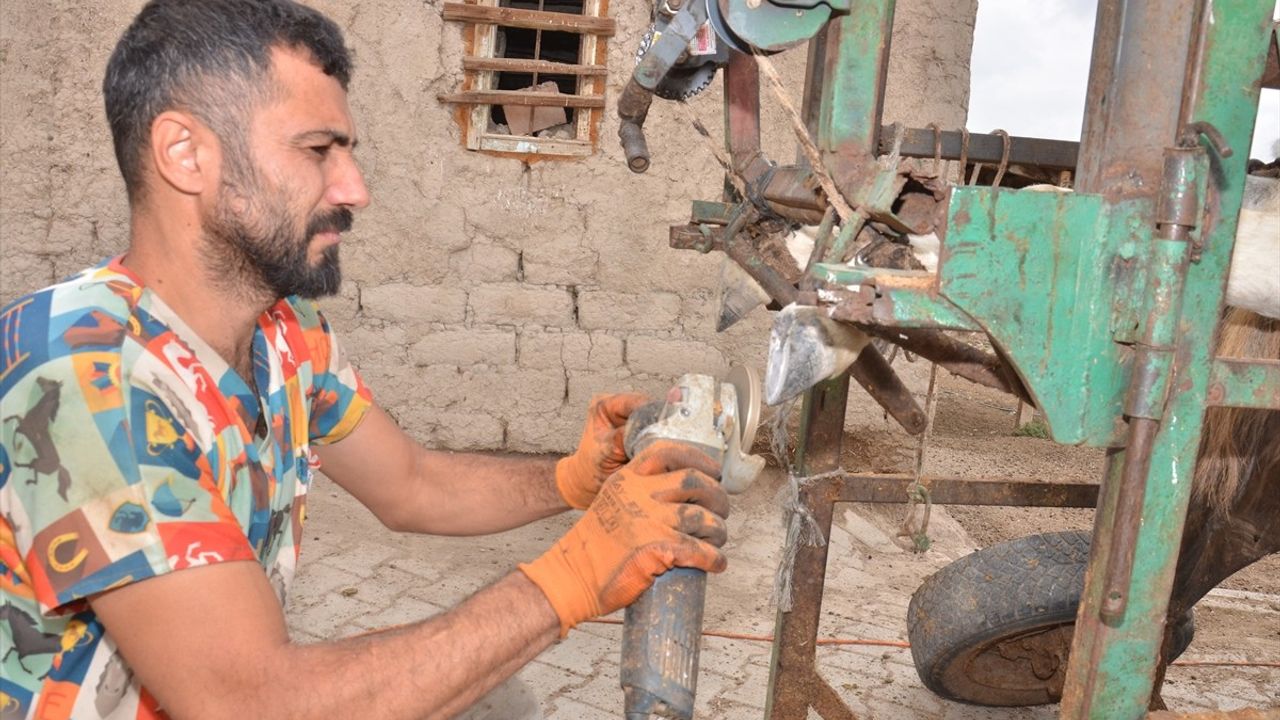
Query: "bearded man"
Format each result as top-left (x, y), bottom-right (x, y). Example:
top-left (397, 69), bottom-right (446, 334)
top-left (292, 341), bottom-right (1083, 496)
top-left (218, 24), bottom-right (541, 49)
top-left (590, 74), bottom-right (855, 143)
top-left (0, 1), bottom-right (729, 718)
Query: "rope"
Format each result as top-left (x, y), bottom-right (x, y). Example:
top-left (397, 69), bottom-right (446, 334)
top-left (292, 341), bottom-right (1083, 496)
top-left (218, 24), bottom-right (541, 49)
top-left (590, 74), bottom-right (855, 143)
top-left (678, 101), bottom-right (750, 200)
top-left (768, 396), bottom-right (840, 612)
top-left (751, 51), bottom-right (858, 225)
top-left (888, 130), bottom-right (1006, 553)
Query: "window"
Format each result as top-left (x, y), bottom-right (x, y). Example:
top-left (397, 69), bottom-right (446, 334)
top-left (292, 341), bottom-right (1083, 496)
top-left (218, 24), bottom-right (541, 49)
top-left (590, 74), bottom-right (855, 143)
top-left (440, 0), bottom-right (614, 157)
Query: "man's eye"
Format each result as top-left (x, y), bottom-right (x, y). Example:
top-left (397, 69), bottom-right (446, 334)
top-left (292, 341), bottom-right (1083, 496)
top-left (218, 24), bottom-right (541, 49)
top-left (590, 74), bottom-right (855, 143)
top-left (310, 145), bottom-right (331, 157)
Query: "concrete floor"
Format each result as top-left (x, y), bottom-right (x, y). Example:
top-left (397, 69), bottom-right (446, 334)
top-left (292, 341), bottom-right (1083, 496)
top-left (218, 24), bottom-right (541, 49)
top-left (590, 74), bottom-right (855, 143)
top-left (284, 463), bottom-right (1279, 719)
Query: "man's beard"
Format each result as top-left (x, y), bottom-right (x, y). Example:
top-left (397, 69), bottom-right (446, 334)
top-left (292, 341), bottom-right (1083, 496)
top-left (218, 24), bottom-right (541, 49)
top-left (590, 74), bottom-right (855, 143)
top-left (204, 178), bottom-right (352, 300)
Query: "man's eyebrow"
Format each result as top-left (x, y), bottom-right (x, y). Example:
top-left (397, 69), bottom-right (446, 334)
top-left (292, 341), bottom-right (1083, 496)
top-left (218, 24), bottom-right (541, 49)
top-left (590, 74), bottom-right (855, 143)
top-left (292, 129), bottom-right (358, 148)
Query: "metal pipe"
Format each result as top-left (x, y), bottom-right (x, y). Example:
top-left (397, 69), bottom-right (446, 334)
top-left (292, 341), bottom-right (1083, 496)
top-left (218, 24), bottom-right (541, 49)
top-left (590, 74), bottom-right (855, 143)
top-left (619, 118), bottom-right (651, 173)
top-left (1102, 146), bottom-right (1200, 623)
top-left (1073, 0), bottom-right (1197, 198)
top-left (858, 325), bottom-right (1034, 404)
top-left (846, 345), bottom-right (928, 435)
top-left (1099, 416), bottom-right (1157, 623)
top-left (617, 78), bottom-right (653, 174)
top-left (877, 124), bottom-right (1080, 172)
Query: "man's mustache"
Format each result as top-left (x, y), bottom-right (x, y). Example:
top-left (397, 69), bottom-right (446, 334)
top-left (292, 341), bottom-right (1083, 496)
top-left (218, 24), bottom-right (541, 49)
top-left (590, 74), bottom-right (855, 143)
top-left (307, 208), bottom-right (354, 237)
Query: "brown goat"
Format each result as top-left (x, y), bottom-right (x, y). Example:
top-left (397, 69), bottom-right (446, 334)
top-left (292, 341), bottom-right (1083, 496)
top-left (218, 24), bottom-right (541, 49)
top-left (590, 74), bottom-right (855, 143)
top-left (1151, 307), bottom-right (1280, 705)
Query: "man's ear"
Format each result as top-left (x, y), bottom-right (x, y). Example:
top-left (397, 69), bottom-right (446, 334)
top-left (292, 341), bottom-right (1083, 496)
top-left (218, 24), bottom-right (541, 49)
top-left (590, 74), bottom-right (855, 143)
top-left (148, 110), bottom-right (216, 196)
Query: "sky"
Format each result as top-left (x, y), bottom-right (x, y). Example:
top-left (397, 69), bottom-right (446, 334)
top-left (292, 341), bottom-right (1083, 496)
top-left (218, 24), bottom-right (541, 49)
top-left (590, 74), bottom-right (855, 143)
top-left (967, 0), bottom-right (1280, 162)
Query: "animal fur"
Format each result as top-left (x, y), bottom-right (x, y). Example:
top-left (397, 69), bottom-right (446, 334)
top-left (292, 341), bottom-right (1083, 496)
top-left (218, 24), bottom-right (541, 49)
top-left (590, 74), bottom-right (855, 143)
top-left (1191, 306), bottom-right (1280, 519)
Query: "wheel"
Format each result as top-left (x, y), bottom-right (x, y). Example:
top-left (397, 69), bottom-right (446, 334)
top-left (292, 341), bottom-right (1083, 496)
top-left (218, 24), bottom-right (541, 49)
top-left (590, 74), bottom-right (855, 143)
top-left (906, 530), bottom-right (1194, 706)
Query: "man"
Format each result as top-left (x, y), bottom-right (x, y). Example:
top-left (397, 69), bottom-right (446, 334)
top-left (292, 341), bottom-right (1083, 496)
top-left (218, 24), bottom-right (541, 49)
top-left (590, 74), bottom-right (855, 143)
top-left (0, 1), bottom-right (730, 718)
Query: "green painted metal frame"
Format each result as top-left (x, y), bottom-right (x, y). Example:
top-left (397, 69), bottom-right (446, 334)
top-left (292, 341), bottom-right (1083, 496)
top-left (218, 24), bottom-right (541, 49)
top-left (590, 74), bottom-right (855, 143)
top-left (742, 1), bottom-right (1277, 719)
top-left (1060, 3), bottom-right (1275, 717)
top-left (643, 2), bottom-right (1280, 720)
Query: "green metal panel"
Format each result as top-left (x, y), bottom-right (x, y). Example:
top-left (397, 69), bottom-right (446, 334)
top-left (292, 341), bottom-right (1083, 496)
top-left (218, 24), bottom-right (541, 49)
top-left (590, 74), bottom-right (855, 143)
top-left (1060, 2), bottom-right (1275, 717)
top-left (940, 187), bottom-right (1129, 446)
top-left (724, 0), bottom-right (835, 53)
top-left (815, 1), bottom-right (893, 154)
top-left (1208, 358), bottom-right (1280, 409)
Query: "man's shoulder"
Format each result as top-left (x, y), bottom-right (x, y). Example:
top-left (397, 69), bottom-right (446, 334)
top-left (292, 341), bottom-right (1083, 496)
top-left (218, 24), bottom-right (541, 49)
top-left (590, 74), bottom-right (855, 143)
top-left (1, 263), bottom-right (140, 396)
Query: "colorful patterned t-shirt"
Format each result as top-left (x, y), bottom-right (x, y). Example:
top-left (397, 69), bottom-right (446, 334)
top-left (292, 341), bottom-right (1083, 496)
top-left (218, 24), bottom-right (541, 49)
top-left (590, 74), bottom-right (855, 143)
top-left (0, 257), bottom-right (372, 719)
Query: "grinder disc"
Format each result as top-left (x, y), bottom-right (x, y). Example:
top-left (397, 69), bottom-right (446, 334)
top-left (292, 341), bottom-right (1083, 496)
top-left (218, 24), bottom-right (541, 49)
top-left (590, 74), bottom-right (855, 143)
top-left (725, 364), bottom-right (761, 451)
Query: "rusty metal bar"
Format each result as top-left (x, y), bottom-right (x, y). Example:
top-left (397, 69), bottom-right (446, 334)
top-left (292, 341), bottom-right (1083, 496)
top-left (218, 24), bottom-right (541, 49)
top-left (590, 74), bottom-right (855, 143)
top-left (810, 679), bottom-right (858, 720)
top-left (1072, 0), bottom-right (1196, 201)
top-left (725, 50), bottom-right (772, 182)
top-left (878, 124), bottom-right (1080, 172)
top-left (857, 325), bottom-right (1034, 404)
top-left (763, 462), bottom-right (1101, 719)
top-left (846, 347), bottom-right (928, 435)
top-left (1264, 26), bottom-right (1280, 89)
top-left (1206, 357), bottom-right (1280, 409)
top-left (1100, 417), bottom-right (1157, 622)
top-left (835, 474), bottom-right (1100, 508)
top-left (1148, 709), bottom-right (1280, 720)
top-left (764, 376), bottom-right (850, 720)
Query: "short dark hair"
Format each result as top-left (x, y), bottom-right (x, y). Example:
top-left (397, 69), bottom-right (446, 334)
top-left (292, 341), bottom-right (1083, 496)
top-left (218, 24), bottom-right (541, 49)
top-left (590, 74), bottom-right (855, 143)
top-left (104, 0), bottom-right (353, 200)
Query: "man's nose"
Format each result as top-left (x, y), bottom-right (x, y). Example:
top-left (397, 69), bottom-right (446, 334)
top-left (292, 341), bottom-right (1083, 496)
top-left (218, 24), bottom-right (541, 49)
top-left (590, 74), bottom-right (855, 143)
top-left (326, 154), bottom-right (370, 209)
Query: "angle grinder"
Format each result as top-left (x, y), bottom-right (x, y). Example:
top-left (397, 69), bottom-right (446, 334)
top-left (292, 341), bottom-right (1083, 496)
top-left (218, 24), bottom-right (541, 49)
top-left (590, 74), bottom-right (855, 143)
top-left (619, 365), bottom-right (764, 720)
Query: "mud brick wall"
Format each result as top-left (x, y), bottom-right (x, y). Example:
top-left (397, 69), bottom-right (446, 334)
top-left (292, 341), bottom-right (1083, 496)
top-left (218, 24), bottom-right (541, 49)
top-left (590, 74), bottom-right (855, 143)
top-left (0, 0), bottom-right (977, 453)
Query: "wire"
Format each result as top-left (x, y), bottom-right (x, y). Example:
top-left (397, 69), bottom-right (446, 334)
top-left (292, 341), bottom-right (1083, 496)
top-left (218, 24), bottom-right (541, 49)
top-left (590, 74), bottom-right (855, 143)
top-left (583, 619), bottom-right (1278, 668)
top-left (1169, 660), bottom-right (1280, 668)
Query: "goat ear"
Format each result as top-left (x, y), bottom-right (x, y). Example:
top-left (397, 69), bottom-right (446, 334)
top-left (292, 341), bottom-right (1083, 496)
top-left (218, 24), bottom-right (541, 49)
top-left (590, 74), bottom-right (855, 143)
top-left (148, 111), bottom-right (214, 196)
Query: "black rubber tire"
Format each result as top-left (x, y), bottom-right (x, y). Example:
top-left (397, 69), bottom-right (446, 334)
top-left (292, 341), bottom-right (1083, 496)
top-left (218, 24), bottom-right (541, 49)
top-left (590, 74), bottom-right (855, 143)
top-left (906, 530), bottom-right (1194, 707)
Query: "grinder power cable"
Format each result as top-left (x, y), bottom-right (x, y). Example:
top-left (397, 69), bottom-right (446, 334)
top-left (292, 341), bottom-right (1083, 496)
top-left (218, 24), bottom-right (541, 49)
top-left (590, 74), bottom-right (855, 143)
top-left (618, 365), bottom-right (764, 719)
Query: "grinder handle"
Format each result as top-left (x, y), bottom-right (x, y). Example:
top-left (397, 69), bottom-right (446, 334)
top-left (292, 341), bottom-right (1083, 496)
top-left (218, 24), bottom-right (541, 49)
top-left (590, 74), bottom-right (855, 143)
top-left (619, 398), bottom-right (715, 720)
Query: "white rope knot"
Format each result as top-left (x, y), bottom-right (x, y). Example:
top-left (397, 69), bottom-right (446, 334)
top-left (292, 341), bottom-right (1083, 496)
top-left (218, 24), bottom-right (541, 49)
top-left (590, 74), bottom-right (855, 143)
top-left (768, 396), bottom-right (845, 612)
top-left (773, 468), bottom-right (842, 612)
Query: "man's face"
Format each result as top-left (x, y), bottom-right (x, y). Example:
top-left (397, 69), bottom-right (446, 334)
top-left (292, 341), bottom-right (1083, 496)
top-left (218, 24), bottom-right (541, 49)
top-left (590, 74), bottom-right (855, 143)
top-left (204, 47), bottom-right (369, 299)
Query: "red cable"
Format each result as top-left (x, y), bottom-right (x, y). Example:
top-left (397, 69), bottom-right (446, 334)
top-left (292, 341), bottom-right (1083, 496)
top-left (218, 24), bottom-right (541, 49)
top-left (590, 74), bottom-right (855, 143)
top-left (583, 619), bottom-right (1277, 667)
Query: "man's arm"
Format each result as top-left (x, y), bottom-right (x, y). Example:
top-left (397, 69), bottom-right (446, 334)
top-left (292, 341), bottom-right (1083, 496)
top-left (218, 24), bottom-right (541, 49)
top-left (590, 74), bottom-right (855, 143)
top-left (315, 404), bottom-right (564, 535)
top-left (90, 561), bottom-right (557, 720)
top-left (316, 392), bottom-right (648, 536)
top-left (88, 441), bottom-right (729, 720)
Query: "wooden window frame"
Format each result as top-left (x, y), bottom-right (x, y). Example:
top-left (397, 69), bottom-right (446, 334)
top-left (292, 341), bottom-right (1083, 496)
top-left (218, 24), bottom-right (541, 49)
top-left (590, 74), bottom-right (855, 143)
top-left (440, 0), bottom-right (614, 158)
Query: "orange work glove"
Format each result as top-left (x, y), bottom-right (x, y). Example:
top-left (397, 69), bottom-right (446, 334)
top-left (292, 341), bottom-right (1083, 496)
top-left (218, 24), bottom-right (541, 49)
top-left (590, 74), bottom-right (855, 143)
top-left (521, 440), bottom-right (730, 636)
top-left (555, 392), bottom-right (651, 509)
